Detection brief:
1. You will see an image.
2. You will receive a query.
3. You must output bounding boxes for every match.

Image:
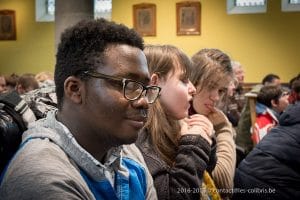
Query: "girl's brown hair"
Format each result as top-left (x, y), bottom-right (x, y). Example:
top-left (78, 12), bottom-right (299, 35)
top-left (190, 48), bottom-right (233, 93)
top-left (144, 44), bottom-right (192, 165)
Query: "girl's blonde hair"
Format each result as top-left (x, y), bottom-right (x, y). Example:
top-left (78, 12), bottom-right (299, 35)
top-left (144, 44), bottom-right (192, 165)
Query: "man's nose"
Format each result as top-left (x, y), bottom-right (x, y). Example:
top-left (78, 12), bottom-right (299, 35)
top-left (131, 91), bottom-right (149, 109)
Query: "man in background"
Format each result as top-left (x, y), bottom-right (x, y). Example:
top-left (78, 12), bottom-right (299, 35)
top-left (15, 73), bottom-right (39, 95)
top-left (235, 73), bottom-right (281, 165)
top-left (0, 74), bottom-right (6, 93)
top-left (222, 61), bottom-right (246, 127)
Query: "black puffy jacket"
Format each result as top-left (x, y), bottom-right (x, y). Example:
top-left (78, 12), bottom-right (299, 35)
top-left (0, 109), bottom-right (22, 172)
top-left (0, 87), bottom-right (57, 173)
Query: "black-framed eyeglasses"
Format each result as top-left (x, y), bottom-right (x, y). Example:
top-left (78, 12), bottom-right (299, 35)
top-left (83, 71), bottom-right (161, 104)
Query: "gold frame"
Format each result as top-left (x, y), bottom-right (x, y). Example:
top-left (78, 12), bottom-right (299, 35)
top-left (133, 3), bottom-right (156, 36)
top-left (0, 10), bottom-right (16, 40)
top-left (176, 1), bottom-right (201, 35)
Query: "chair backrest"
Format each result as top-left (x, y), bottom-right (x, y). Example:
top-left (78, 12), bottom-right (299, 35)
top-left (245, 92), bottom-right (257, 136)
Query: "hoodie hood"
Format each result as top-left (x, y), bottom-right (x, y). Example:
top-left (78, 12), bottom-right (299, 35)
top-left (279, 102), bottom-right (300, 126)
top-left (256, 102), bottom-right (267, 114)
top-left (23, 110), bottom-right (122, 182)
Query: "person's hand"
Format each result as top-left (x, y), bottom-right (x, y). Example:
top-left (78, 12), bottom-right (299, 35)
top-left (180, 114), bottom-right (214, 145)
top-left (207, 108), bottom-right (228, 128)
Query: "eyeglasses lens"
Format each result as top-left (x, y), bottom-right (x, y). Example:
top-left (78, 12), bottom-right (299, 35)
top-left (124, 80), bottom-right (160, 103)
top-left (124, 81), bottom-right (143, 100)
top-left (145, 88), bottom-right (160, 103)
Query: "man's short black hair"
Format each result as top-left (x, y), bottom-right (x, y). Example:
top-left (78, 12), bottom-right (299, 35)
top-left (289, 73), bottom-right (300, 89)
top-left (54, 18), bottom-right (144, 109)
top-left (262, 73), bottom-right (280, 85)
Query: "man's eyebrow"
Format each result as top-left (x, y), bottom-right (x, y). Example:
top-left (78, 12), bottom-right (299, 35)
top-left (116, 72), bottom-right (150, 83)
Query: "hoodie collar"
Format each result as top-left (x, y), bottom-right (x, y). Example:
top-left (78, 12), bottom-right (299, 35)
top-left (23, 110), bottom-right (122, 182)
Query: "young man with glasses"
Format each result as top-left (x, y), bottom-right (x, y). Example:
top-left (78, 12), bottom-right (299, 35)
top-left (0, 19), bottom-right (159, 199)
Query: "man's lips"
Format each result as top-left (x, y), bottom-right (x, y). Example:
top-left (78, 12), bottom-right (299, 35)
top-left (127, 116), bottom-right (147, 123)
top-left (126, 116), bottom-right (146, 129)
top-left (126, 110), bottom-right (148, 123)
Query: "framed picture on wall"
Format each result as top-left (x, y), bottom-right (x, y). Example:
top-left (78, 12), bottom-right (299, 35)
top-left (133, 3), bottom-right (156, 36)
top-left (176, 1), bottom-right (201, 35)
top-left (0, 10), bottom-right (16, 40)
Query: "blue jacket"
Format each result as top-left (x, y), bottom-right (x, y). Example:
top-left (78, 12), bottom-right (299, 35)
top-left (0, 111), bottom-right (157, 200)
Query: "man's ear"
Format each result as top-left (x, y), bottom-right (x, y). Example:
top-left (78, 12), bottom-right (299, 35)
top-left (64, 76), bottom-right (84, 104)
top-left (271, 99), bottom-right (278, 109)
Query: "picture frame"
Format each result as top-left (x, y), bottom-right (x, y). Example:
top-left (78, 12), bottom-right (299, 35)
top-left (0, 10), bottom-right (16, 40)
top-left (133, 3), bottom-right (156, 36)
top-left (176, 1), bottom-right (201, 35)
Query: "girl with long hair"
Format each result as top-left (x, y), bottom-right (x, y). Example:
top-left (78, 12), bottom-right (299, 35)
top-left (136, 45), bottom-right (216, 200)
top-left (190, 48), bottom-right (236, 199)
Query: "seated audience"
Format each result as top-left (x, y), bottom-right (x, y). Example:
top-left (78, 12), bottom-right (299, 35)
top-left (288, 74), bottom-right (300, 104)
top-left (0, 109), bottom-right (22, 172)
top-left (35, 71), bottom-right (55, 88)
top-left (262, 73), bottom-right (281, 86)
top-left (4, 73), bottom-right (19, 93)
top-left (21, 83), bottom-right (57, 119)
top-left (250, 73), bottom-right (282, 94)
top-left (0, 74), bottom-right (39, 173)
top-left (190, 48), bottom-right (236, 199)
top-left (288, 73), bottom-right (300, 87)
top-left (136, 44), bottom-right (216, 200)
top-left (234, 101), bottom-right (300, 200)
top-left (236, 73), bottom-right (281, 155)
top-left (252, 85), bottom-right (290, 145)
top-left (0, 74), bottom-right (6, 93)
top-left (15, 73), bottom-right (39, 94)
top-left (0, 18), bottom-right (158, 199)
top-left (288, 73), bottom-right (300, 88)
top-left (220, 61), bottom-right (245, 127)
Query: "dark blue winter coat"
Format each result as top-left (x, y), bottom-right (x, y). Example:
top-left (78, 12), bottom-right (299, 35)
top-left (233, 102), bottom-right (300, 200)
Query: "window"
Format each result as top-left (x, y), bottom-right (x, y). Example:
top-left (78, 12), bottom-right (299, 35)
top-left (227, 0), bottom-right (267, 14)
top-left (36, 0), bottom-right (55, 21)
top-left (289, 0), bottom-right (300, 4)
top-left (94, 0), bottom-right (112, 20)
top-left (36, 0), bottom-right (112, 22)
top-left (282, 0), bottom-right (300, 12)
top-left (235, 0), bottom-right (265, 6)
top-left (47, 0), bottom-right (55, 15)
